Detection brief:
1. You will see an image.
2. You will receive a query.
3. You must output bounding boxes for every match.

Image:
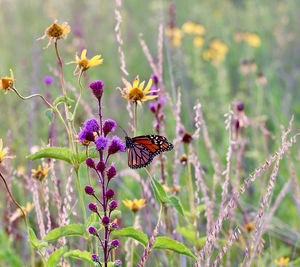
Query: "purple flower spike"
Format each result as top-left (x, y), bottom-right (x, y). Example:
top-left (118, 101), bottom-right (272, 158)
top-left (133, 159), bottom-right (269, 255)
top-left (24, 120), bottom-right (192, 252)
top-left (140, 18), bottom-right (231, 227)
top-left (103, 119), bottom-right (117, 137)
top-left (105, 189), bottom-right (115, 199)
top-left (95, 136), bottom-right (108, 151)
top-left (43, 76), bottom-right (54, 85)
top-left (88, 203), bottom-right (98, 212)
top-left (91, 254), bottom-right (99, 262)
top-left (108, 136), bottom-right (126, 155)
top-left (89, 226), bottom-right (97, 235)
top-left (102, 216), bottom-right (110, 226)
top-left (89, 80), bottom-right (104, 99)
top-left (78, 128), bottom-right (95, 142)
top-left (84, 118), bottom-right (100, 133)
top-left (96, 161), bottom-right (106, 172)
top-left (86, 158), bottom-right (95, 168)
top-left (85, 185), bottom-right (95, 195)
top-left (109, 200), bottom-right (118, 211)
top-left (107, 164), bottom-right (117, 179)
top-left (111, 239), bottom-right (119, 248)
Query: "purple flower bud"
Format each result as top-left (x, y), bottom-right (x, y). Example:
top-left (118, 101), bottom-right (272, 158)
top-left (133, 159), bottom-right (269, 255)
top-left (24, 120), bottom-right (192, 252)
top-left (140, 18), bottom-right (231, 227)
top-left (159, 113), bottom-right (165, 120)
top-left (89, 80), bottom-right (104, 99)
top-left (113, 260), bottom-right (122, 267)
top-left (91, 254), bottom-right (99, 262)
top-left (149, 102), bottom-right (156, 113)
top-left (110, 221), bottom-right (118, 230)
top-left (237, 102), bottom-right (244, 111)
top-left (85, 185), bottom-right (95, 195)
top-left (43, 76), bottom-right (54, 85)
top-left (107, 164), bottom-right (117, 179)
top-left (151, 74), bottom-right (159, 85)
top-left (96, 161), bottom-right (106, 172)
top-left (111, 239), bottom-right (119, 248)
top-left (88, 203), bottom-right (98, 212)
top-left (234, 118), bottom-right (240, 130)
top-left (95, 136), bottom-right (108, 151)
top-left (150, 85), bottom-right (158, 96)
top-left (86, 157), bottom-right (95, 168)
top-left (109, 200), bottom-right (118, 211)
top-left (78, 129), bottom-right (95, 143)
top-left (103, 119), bottom-right (117, 137)
top-left (102, 216), bottom-right (110, 226)
top-left (105, 189), bottom-right (115, 199)
top-left (84, 118), bottom-right (100, 133)
top-left (88, 226), bottom-right (97, 235)
top-left (108, 136), bottom-right (126, 155)
top-left (157, 96), bottom-right (166, 109)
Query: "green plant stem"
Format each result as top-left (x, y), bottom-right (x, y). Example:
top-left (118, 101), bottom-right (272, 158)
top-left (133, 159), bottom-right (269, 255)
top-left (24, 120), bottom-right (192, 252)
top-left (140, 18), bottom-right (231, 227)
top-left (143, 168), bottom-right (160, 197)
top-left (134, 101), bottom-right (138, 136)
top-left (72, 70), bottom-right (83, 122)
top-left (86, 146), bottom-right (92, 186)
top-left (186, 146), bottom-right (195, 223)
top-left (130, 213), bottom-right (137, 267)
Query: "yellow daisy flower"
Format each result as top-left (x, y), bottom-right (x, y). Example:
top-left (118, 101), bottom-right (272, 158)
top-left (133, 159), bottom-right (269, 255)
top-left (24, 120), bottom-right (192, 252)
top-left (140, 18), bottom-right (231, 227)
top-left (119, 76), bottom-right (158, 104)
top-left (0, 69), bottom-right (14, 94)
top-left (68, 49), bottom-right (103, 75)
top-left (31, 164), bottom-right (50, 181)
top-left (274, 257), bottom-right (290, 266)
top-left (243, 32), bottom-right (261, 47)
top-left (0, 138), bottom-right (15, 163)
top-left (123, 199), bottom-right (146, 212)
top-left (38, 20), bottom-right (70, 49)
top-left (193, 36), bottom-right (205, 48)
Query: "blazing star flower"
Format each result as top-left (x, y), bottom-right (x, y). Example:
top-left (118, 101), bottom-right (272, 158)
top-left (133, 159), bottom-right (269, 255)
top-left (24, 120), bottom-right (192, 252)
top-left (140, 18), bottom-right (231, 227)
top-left (78, 128), bottom-right (95, 144)
top-left (84, 118), bottom-right (100, 133)
top-left (0, 69), bottom-right (14, 94)
top-left (31, 165), bottom-right (50, 181)
top-left (95, 136), bottom-right (109, 151)
top-left (274, 257), bottom-right (290, 266)
top-left (103, 119), bottom-right (117, 137)
top-left (0, 138), bottom-right (15, 163)
top-left (118, 76), bottom-right (158, 104)
top-left (123, 199), bottom-right (146, 212)
top-left (108, 136), bottom-right (126, 155)
top-left (37, 20), bottom-right (70, 49)
top-left (68, 49), bottom-right (103, 75)
top-left (89, 80), bottom-right (104, 99)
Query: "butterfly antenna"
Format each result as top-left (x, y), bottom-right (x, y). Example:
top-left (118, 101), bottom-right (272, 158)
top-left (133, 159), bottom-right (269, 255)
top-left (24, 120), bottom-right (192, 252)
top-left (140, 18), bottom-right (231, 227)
top-left (118, 125), bottom-right (128, 137)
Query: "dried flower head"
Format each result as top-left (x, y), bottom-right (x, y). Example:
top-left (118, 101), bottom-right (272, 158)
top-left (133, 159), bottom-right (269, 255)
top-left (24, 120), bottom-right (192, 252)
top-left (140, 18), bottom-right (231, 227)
top-left (0, 138), bottom-right (15, 163)
top-left (182, 132), bottom-right (193, 144)
top-left (68, 49), bottom-right (103, 75)
top-left (245, 222), bottom-right (254, 232)
top-left (0, 69), bottom-right (14, 94)
top-left (38, 20), bottom-right (70, 49)
top-left (119, 76), bottom-right (158, 104)
top-left (123, 199), bottom-right (146, 212)
top-left (180, 154), bottom-right (188, 165)
top-left (31, 165), bottom-right (50, 181)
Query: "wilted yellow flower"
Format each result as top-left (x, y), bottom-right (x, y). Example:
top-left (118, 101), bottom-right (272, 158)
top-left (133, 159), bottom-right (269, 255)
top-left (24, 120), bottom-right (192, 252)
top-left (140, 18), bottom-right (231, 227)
top-left (245, 222), bottom-right (255, 232)
top-left (274, 257), bottom-right (290, 266)
top-left (68, 49), bottom-right (103, 75)
top-left (162, 184), bottom-right (181, 193)
top-left (193, 37), bottom-right (205, 47)
top-left (119, 76), bottom-right (158, 104)
top-left (38, 20), bottom-right (70, 49)
top-left (243, 32), bottom-right (261, 47)
top-left (0, 138), bottom-right (15, 163)
top-left (31, 165), bottom-right (50, 181)
top-left (9, 202), bottom-right (34, 223)
top-left (0, 69), bottom-right (14, 94)
top-left (123, 199), bottom-right (146, 212)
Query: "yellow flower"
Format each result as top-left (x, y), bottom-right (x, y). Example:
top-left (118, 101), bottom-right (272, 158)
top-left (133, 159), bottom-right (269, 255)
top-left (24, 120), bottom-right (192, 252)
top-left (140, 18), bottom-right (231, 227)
top-left (193, 24), bottom-right (205, 35)
top-left (162, 184), bottom-right (181, 193)
top-left (0, 69), bottom-right (14, 94)
top-left (245, 222), bottom-right (255, 232)
top-left (0, 138), bottom-right (15, 163)
top-left (243, 32), bottom-right (261, 47)
top-left (165, 27), bottom-right (183, 47)
top-left (68, 49), bottom-right (103, 75)
top-left (119, 76), bottom-right (158, 104)
top-left (123, 199), bottom-right (146, 212)
top-left (202, 39), bottom-right (228, 65)
top-left (38, 20), bottom-right (70, 49)
top-left (182, 21), bottom-right (205, 35)
top-left (274, 257), bottom-right (290, 266)
top-left (31, 165), bottom-right (50, 181)
top-left (9, 202), bottom-right (34, 224)
top-left (17, 166), bottom-right (26, 176)
top-left (193, 36), bottom-right (205, 48)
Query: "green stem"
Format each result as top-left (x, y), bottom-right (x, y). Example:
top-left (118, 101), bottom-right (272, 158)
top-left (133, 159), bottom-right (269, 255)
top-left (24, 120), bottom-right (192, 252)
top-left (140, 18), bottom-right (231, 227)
top-left (134, 102), bottom-right (138, 136)
top-left (72, 70), bottom-right (83, 122)
top-left (186, 146), bottom-right (195, 223)
top-left (130, 213), bottom-right (137, 267)
top-left (143, 168), bottom-right (160, 197)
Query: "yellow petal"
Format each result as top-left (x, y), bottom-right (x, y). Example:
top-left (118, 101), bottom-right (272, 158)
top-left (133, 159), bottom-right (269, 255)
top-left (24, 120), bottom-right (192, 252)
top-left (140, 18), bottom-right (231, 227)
top-left (133, 76), bottom-right (140, 88)
top-left (81, 49), bottom-right (87, 60)
top-left (143, 79), bottom-right (153, 93)
top-left (141, 95), bottom-right (158, 101)
top-left (139, 81), bottom-right (145, 91)
top-left (10, 69), bottom-right (14, 80)
top-left (122, 78), bottom-right (132, 90)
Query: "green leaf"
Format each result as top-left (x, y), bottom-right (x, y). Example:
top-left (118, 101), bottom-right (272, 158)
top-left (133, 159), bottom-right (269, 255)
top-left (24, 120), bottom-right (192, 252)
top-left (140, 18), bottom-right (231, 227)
top-left (53, 96), bottom-right (74, 107)
top-left (176, 226), bottom-right (206, 246)
top-left (167, 196), bottom-right (184, 216)
top-left (45, 109), bottom-right (54, 123)
top-left (27, 147), bottom-right (73, 164)
top-left (28, 228), bottom-right (39, 249)
top-left (75, 148), bottom-right (100, 165)
top-left (64, 250), bottom-right (93, 264)
top-left (153, 237), bottom-right (197, 260)
top-left (113, 227), bottom-right (148, 247)
top-left (44, 224), bottom-right (86, 242)
top-left (150, 176), bottom-right (168, 203)
top-left (47, 247), bottom-right (67, 267)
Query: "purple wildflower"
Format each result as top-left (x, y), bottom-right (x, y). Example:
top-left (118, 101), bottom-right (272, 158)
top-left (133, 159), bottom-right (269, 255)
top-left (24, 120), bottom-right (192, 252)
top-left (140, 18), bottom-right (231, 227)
top-left (107, 164), bottom-right (117, 179)
top-left (84, 118), bottom-right (100, 133)
top-left (111, 239), bottom-right (119, 248)
top-left (103, 119), bottom-right (117, 137)
top-left (102, 216), bottom-right (110, 226)
top-left (108, 136), bottom-right (126, 155)
top-left (88, 203), bottom-right (98, 212)
top-left (43, 76), bottom-right (54, 85)
top-left (91, 254), bottom-right (99, 262)
top-left (149, 102), bottom-right (156, 113)
top-left (109, 200), bottom-right (118, 211)
top-left (89, 226), bottom-right (97, 235)
top-left (110, 221), bottom-right (118, 230)
top-left (85, 185), bottom-right (95, 195)
top-left (86, 158), bottom-right (95, 168)
top-left (151, 74), bottom-right (159, 85)
top-left (237, 102), bottom-right (244, 111)
top-left (78, 128), bottom-right (95, 142)
top-left (95, 136), bottom-right (108, 151)
top-left (89, 80), bottom-right (104, 99)
top-left (114, 260), bottom-right (122, 267)
top-left (105, 189), bottom-right (115, 199)
top-left (96, 161), bottom-right (106, 172)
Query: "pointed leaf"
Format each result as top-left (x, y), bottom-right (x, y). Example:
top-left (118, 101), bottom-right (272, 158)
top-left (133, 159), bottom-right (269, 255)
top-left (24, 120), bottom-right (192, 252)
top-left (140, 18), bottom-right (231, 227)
top-left (153, 237), bottom-right (197, 260)
top-left (113, 227), bottom-right (148, 247)
top-left (150, 176), bottom-right (168, 203)
top-left (53, 96), bottom-right (74, 107)
top-left (167, 196), bottom-right (184, 216)
top-left (177, 226), bottom-right (206, 246)
top-left (47, 247), bottom-right (67, 267)
top-left (28, 228), bottom-right (39, 249)
top-left (27, 147), bottom-right (73, 164)
top-left (45, 109), bottom-right (54, 123)
top-left (44, 224), bottom-right (86, 242)
top-left (64, 250), bottom-right (93, 264)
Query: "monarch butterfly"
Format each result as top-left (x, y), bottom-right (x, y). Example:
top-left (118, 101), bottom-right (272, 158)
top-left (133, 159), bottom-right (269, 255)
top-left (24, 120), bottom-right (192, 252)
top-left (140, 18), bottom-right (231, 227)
top-left (125, 135), bottom-right (173, 169)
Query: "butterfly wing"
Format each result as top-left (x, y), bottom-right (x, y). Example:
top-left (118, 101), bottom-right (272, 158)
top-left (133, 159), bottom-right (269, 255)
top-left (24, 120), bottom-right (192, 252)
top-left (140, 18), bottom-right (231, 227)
top-left (126, 135), bottom-right (173, 169)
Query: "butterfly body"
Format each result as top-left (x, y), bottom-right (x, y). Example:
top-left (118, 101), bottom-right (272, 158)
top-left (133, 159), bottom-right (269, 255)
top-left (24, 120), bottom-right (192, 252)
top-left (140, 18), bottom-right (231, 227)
top-left (125, 135), bottom-right (173, 169)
